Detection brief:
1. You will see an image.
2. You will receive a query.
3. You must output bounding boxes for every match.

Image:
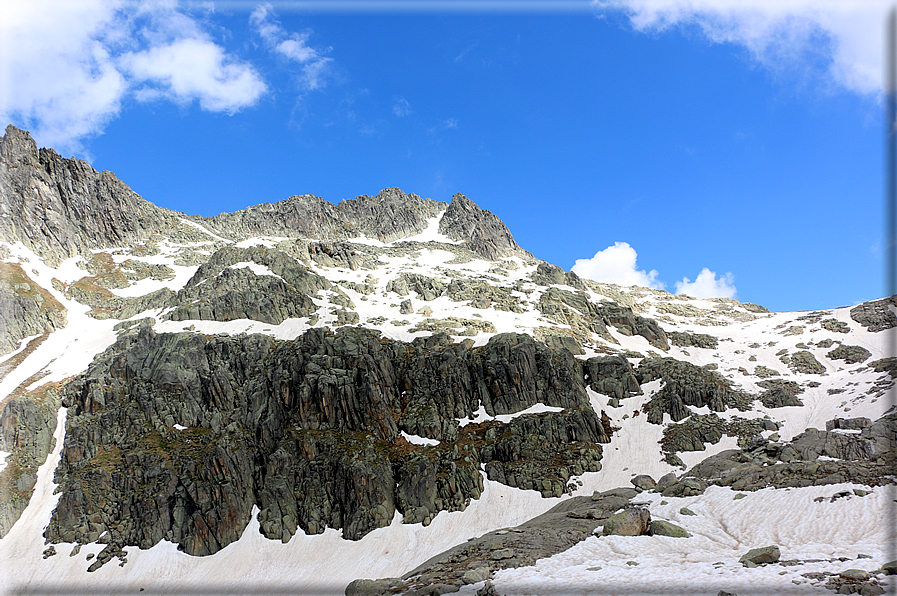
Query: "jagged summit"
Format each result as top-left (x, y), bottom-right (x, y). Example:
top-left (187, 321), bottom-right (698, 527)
top-left (0, 125), bottom-right (526, 263)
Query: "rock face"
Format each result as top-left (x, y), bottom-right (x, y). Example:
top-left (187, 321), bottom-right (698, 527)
top-left (0, 263), bottom-right (67, 356)
top-left (0, 127), bottom-right (526, 264)
top-left (46, 327), bottom-right (610, 562)
top-left (165, 245), bottom-right (331, 324)
top-left (849, 297), bottom-right (897, 332)
top-left (202, 188), bottom-right (445, 244)
top-left (0, 125), bottom-right (201, 265)
top-left (636, 358), bottom-right (751, 424)
top-left (438, 193), bottom-right (524, 260)
top-left (0, 388), bottom-right (59, 537)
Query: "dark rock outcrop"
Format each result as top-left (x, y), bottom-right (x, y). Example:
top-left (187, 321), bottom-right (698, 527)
top-left (668, 331), bottom-right (719, 350)
top-left (827, 344), bottom-right (872, 364)
top-left (636, 357), bottom-right (752, 424)
top-left (165, 245), bottom-right (331, 324)
top-left (849, 297), bottom-right (897, 333)
top-left (583, 355), bottom-right (642, 401)
top-left (0, 386), bottom-right (60, 536)
top-left (46, 328), bottom-right (612, 564)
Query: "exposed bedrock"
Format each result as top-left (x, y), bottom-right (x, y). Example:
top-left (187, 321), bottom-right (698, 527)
top-left (46, 327), bottom-right (611, 563)
top-left (165, 245), bottom-right (332, 324)
top-left (635, 357), bottom-right (753, 424)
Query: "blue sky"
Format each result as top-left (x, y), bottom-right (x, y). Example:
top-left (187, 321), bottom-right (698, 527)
top-left (0, 0), bottom-right (889, 312)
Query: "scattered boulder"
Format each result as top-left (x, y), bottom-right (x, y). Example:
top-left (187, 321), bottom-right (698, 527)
top-left (788, 351), bottom-right (826, 374)
top-left (648, 520), bottom-right (690, 538)
top-left (631, 475), bottom-right (656, 491)
top-left (602, 507), bottom-right (651, 536)
top-left (739, 545), bottom-right (780, 567)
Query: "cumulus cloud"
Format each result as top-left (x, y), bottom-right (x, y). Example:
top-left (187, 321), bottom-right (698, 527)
top-left (250, 3), bottom-right (332, 91)
top-left (675, 267), bottom-right (737, 299)
top-left (593, 0), bottom-right (889, 95)
top-left (121, 38), bottom-right (266, 113)
top-left (0, 0), bottom-right (266, 155)
top-left (571, 242), bottom-right (665, 289)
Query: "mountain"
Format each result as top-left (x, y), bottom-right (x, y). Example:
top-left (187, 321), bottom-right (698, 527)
top-left (0, 124), bottom-right (894, 596)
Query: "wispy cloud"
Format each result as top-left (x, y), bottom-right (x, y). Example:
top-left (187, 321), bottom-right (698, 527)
top-left (443, 118), bottom-right (459, 129)
top-left (393, 97), bottom-right (412, 117)
top-left (675, 267), bottom-right (737, 299)
top-left (593, 0), bottom-right (889, 95)
top-left (250, 3), bottom-right (332, 91)
top-left (571, 242), bottom-right (665, 289)
top-left (0, 0), bottom-right (265, 156)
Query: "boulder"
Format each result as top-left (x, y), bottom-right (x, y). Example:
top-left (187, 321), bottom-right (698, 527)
top-left (739, 545), bottom-right (780, 567)
top-left (602, 507), bottom-right (650, 536)
top-left (648, 520), bottom-right (691, 538)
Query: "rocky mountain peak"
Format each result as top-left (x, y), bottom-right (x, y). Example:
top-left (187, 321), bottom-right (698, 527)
top-left (439, 192), bottom-right (524, 259)
top-left (0, 124), bottom-right (40, 166)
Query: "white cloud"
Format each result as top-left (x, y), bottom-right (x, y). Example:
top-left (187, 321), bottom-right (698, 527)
top-left (121, 39), bottom-right (266, 113)
top-left (593, 0), bottom-right (890, 95)
top-left (0, 0), bottom-right (266, 156)
top-left (675, 267), bottom-right (737, 299)
top-left (250, 3), bottom-right (332, 91)
top-left (393, 97), bottom-right (412, 117)
top-left (571, 242), bottom-right (665, 289)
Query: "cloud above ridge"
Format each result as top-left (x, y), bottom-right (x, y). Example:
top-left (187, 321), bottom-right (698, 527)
top-left (571, 242), bottom-right (665, 289)
top-left (675, 267), bottom-right (737, 298)
top-left (593, 0), bottom-right (889, 95)
top-left (0, 0), bottom-right (266, 155)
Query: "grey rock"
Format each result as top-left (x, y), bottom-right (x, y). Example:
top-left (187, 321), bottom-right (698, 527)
top-left (850, 297), bottom-right (897, 332)
top-left (668, 331), bottom-right (719, 349)
top-left (739, 545), bottom-right (780, 566)
top-left (662, 478), bottom-right (708, 497)
top-left (165, 245), bottom-right (330, 324)
top-left (0, 388), bottom-right (60, 537)
top-left (820, 318), bottom-right (850, 333)
top-left (45, 327), bottom-right (612, 564)
top-left (656, 473), bottom-right (678, 491)
top-left (400, 299), bottom-right (414, 314)
top-left (636, 358), bottom-right (753, 424)
top-left (438, 193), bottom-right (525, 260)
top-left (648, 520), bottom-right (691, 537)
top-left (631, 475), bottom-right (656, 491)
top-left (0, 263), bottom-right (67, 356)
top-left (583, 355), bottom-right (642, 401)
top-left (828, 344), bottom-right (872, 364)
top-left (602, 507), bottom-right (650, 536)
top-left (0, 125), bottom-right (208, 266)
top-left (345, 578), bottom-right (403, 596)
top-left (461, 567), bottom-right (490, 584)
top-left (788, 350), bottom-right (826, 374)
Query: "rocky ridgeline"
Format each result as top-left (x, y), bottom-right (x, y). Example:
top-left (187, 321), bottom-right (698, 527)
top-left (0, 126), bottom-right (207, 267)
top-left (0, 125), bottom-right (526, 269)
top-left (46, 326), bottom-right (618, 566)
